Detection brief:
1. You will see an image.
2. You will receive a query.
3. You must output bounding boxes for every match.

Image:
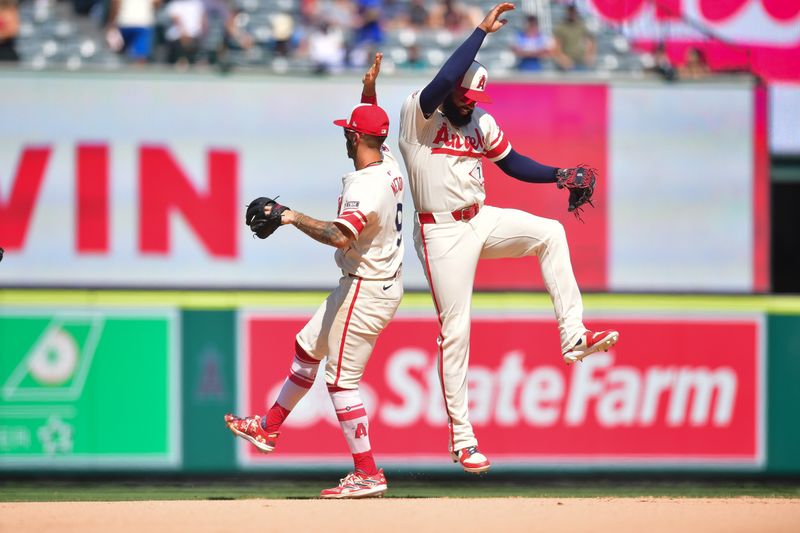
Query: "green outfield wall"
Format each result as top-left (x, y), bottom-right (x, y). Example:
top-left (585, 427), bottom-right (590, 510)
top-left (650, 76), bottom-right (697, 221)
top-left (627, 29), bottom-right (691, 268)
top-left (1, 291), bottom-right (799, 475)
top-left (766, 314), bottom-right (800, 474)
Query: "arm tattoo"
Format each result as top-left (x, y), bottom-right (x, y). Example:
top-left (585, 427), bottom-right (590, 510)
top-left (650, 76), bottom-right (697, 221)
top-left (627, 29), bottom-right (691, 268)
top-left (293, 212), bottom-right (350, 248)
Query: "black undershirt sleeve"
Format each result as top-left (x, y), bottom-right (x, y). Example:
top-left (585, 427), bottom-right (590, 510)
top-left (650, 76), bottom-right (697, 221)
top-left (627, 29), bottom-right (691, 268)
top-left (494, 149), bottom-right (559, 183)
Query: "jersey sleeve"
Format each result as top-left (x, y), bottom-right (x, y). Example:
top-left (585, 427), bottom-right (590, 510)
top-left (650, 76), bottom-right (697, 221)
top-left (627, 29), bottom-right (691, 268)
top-left (482, 112), bottom-right (513, 162)
top-left (399, 91), bottom-right (429, 146)
top-left (334, 182), bottom-right (378, 238)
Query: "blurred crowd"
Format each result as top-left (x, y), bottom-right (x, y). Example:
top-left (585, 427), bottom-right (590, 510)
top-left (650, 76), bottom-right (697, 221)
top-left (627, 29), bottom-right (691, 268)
top-left (0, 0), bottom-right (716, 79)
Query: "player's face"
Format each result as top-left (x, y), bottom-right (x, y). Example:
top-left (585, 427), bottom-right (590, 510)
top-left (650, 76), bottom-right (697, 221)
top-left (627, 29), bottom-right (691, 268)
top-left (344, 130), bottom-right (358, 160)
top-left (443, 90), bottom-right (476, 127)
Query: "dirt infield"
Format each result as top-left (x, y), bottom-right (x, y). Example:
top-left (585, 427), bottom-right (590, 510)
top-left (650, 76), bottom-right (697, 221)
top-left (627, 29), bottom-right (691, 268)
top-left (3, 498), bottom-right (799, 533)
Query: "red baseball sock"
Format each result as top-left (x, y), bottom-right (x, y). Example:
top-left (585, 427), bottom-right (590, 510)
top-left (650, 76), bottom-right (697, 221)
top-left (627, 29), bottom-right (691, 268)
top-left (262, 403), bottom-right (290, 433)
top-left (353, 451), bottom-right (378, 476)
top-left (262, 342), bottom-right (320, 433)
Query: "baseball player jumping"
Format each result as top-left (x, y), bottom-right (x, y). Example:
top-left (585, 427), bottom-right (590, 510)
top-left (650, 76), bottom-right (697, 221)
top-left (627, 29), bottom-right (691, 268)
top-left (226, 55), bottom-right (405, 499)
top-left (397, 3), bottom-right (619, 473)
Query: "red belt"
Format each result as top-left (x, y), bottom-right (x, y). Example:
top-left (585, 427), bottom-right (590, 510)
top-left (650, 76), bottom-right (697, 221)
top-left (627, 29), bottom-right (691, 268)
top-left (417, 204), bottom-right (480, 224)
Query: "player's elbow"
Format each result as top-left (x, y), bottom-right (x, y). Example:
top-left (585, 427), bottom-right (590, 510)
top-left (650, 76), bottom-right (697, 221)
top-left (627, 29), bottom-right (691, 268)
top-left (333, 237), bottom-right (351, 249)
top-left (330, 222), bottom-right (356, 249)
top-left (332, 231), bottom-right (354, 249)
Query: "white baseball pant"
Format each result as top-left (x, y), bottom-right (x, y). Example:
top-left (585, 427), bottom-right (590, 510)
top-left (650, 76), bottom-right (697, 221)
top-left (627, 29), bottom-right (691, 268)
top-left (296, 273), bottom-right (403, 389)
top-left (413, 205), bottom-right (586, 452)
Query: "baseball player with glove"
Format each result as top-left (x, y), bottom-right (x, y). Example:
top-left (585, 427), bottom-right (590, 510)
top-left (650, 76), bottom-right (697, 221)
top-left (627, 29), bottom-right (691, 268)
top-left (397, 3), bottom-right (618, 473)
top-left (226, 54), bottom-right (405, 499)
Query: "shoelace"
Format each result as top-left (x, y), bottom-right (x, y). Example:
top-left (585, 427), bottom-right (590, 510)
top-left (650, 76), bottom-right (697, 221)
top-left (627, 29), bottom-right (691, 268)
top-left (463, 446), bottom-right (479, 457)
top-left (339, 472), bottom-right (360, 486)
top-left (242, 416), bottom-right (260, 432)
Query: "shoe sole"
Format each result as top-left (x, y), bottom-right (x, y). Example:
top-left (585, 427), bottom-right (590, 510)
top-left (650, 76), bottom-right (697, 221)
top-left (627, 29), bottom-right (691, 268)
top-left (462, 464), bottom-right (491, 474)
top-left (226, 423), bottom-right (275, 454)
top-left (563, 331), bottom-right (619, 365)
top-left (319, 485), bottom-right (388, 499)
top-left (451, 452), bottom-right (491, 474)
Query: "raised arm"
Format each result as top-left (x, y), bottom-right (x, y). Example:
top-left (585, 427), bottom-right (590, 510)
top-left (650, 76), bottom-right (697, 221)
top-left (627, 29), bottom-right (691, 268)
top-left (419, 3), bottom-right (515, 117)
top-left (361, 52), bottom-right (382, 105)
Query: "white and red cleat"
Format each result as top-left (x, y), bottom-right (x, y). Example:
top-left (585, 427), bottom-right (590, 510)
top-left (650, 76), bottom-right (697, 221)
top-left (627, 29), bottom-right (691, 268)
top-left (451, 446), bottom-right (491, 474)
top-left (563, 330), bottom-right (619, 365)
top-left (319, 469), bottom-right (388, 499)
top-left (224, 413), bottom-right (280, 453)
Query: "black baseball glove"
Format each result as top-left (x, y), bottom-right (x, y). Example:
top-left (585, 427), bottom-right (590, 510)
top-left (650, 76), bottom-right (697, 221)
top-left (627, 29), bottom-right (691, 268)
top-left (556, 166), bottom-right (597, 221)
top-left (245, 196), bottom-right (289, 239)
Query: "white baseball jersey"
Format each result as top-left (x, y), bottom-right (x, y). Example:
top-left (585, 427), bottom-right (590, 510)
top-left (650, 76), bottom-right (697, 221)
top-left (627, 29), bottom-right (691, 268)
top-left (398, 90), bottom-right (512, 213)
top-left (297, 146), bottom-right (405, 389)
top-left (333, 147), bottom-right (404, 279)
top-left (398, 89), bottom-right (589, 456)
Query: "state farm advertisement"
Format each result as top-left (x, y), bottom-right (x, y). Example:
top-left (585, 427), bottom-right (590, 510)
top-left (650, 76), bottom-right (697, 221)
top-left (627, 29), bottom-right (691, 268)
top-left (238, 313), bottom-right (763, 467)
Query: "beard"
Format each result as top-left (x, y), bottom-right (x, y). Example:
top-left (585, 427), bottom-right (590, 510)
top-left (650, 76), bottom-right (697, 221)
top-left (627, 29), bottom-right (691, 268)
top-left (442, 95), bottom-right (474, 127)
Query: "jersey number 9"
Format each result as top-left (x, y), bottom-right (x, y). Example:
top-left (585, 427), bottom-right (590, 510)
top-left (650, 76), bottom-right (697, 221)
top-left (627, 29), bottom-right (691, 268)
top-left (395, 203), bottom-right (403, 246)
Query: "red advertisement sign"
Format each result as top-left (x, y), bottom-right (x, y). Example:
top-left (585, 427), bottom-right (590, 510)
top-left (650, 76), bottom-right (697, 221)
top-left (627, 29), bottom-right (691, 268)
top-left (239, 313), bottom-right (763, 467)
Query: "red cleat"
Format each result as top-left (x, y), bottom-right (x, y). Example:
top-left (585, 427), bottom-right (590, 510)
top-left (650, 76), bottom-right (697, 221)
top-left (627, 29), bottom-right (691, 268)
top-left (451, 446), bottom-right (491, 474)
top-left (563, 330), bottom-right (619, 365)
top-left (319, 469), bottom-right (388, 499)
top-left (224, 413), bottom-right (280, 453)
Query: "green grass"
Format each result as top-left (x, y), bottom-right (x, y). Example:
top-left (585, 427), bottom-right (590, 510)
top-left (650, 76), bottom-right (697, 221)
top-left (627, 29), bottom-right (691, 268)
top-left (3, 289), bottom-right (800, 313)
top-left (2, 479), bottom-right (799, 502)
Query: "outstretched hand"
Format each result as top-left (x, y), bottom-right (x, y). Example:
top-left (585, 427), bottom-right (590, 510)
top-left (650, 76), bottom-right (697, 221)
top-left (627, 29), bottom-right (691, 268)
top-left (479, 3), bottom-right (515, 34)
top-left (362, 52), bottom-right (382, 98)
top-left (246, 196), bottom-right (290, 239)
top-left (363, 52), bottom-right (382, 86)
top-left (265, 203), bottom-right (294, 225)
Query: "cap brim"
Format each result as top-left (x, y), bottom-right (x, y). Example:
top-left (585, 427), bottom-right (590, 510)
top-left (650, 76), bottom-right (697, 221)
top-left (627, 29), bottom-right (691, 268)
top-left (464, 89), bottom-right (492, 103)
top-left (333, 119), bottom-right (350, 128)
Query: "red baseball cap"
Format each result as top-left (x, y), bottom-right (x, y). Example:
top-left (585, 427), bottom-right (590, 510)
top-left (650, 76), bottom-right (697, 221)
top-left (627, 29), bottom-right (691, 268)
top-left (458, 61), bottom-right (492, 103)
top-left (333, 104), bottom-right (390, 136)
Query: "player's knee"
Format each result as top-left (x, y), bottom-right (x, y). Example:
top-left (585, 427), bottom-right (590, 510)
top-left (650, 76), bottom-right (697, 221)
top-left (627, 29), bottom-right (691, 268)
top-left (543, 219), bottom-right (567, 244)
top-left (441, 311), bottom-right (470, 330)
top-left (440, 321), bottom-right (471, 349)
top-left (325, 375), bottom-right (362, 391)
top-left (295, 337), bottom-right (325, 362)
top-left (325, 380), bottom-right (359, 392)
